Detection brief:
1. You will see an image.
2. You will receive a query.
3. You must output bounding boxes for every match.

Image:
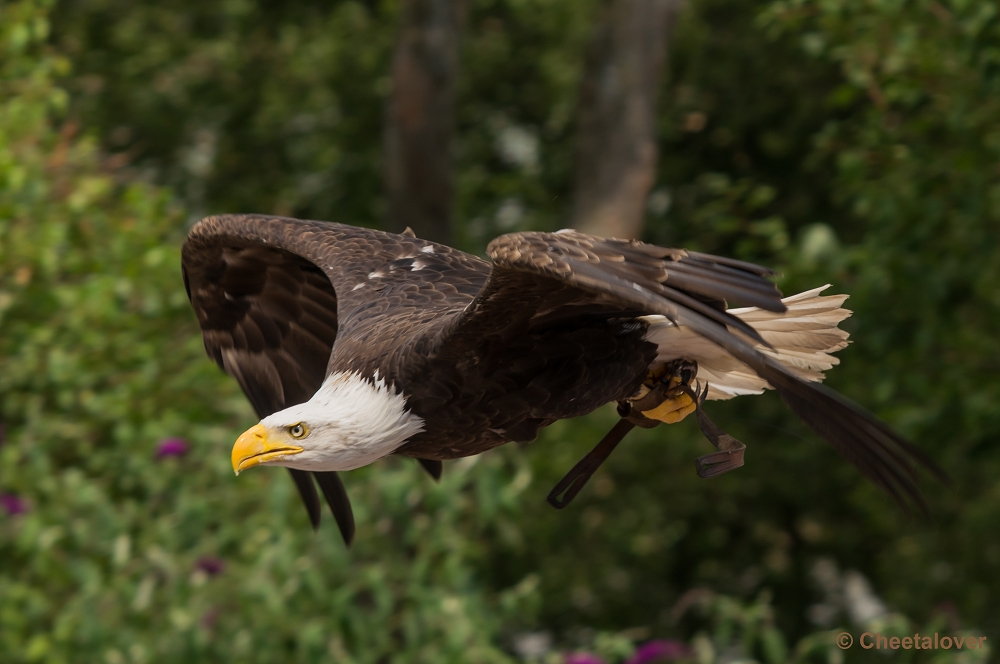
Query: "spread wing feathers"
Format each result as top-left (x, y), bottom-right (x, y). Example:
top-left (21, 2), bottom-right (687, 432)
top-left (448, 229), bottom-right (787, 345)
top-left (184, 244), bottom-right (339, 414)
top-left (183, 217), bottom-right (353, 538)
top-left (646, 285), bottom-right (852, 400)
top-left (477, 232), bottom-right (942, 513)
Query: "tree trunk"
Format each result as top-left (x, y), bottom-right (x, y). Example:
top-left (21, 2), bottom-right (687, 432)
top-left (384, 0), bottom-right (462, 244)
top-left (571, 0), bottom-right (681, 240)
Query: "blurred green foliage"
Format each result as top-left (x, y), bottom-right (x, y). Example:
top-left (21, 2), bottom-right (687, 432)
top-left (2, 0), bottom-right (998, 662)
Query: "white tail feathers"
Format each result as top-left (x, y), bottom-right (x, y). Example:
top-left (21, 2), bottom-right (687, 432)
top-left (642, 285), bottom-right (852, 401)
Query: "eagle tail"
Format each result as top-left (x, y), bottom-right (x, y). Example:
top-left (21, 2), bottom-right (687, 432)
top-left (644, 285), bottom-right (852, 401)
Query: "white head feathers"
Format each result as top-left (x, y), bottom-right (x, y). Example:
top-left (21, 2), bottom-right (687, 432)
top-left (260, 371), bottom-right (425, 471)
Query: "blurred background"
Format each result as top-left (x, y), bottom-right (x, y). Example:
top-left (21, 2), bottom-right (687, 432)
top-left (1, 0), bottom-right (998, 661)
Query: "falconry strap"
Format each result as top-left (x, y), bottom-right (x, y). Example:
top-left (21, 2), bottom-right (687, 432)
top-left (547, 381), bottom-right (748, 509)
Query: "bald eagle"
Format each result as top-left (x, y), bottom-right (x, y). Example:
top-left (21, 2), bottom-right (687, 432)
top-left (182, 215), bottom-right (943, 545)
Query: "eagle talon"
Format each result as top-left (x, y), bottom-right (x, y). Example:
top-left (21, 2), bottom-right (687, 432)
top-left (694, 381), bottom-right (709, 406)
top-left (641, 396), bottom-right (697, 424)
top-left (630, 359), bottom-right (700, 425)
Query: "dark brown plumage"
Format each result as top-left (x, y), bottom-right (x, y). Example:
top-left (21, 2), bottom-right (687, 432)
top-left (182, 215), bottom-right (944, 544)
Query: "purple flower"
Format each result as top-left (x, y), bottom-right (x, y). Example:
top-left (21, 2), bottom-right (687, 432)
top-left (156, 438), bottom-right (189, 459)
top-left (565, 653), bottom-right (607, 664)
top-left (0, 493), bottom-right (28, 516)
top-left (195, 556), bottom-right (225, 577)
top-left (627, 640), bottom-right (693, 664)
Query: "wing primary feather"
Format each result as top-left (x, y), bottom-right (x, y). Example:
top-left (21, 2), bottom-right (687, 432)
top-left (288, 468), bottom-right (322, 530)
top-left (773, 375), bottom-right (949, 486)
top-left (683, 311), bottom-right (946, 515)
top-left (684, 251), bottom-right (779, 277)
top-left (665, 261), bottom-right (786, 312)
top-left (314, 471), bottom-right (356, 546)
top-left (555, 260), bottom-right (772, 347)
top-left (417, 458), bottom-right (443, 481)
top-left (653, 282), bottom-right (774, 348)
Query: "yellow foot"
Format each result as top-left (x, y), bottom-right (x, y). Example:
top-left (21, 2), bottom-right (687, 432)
top-left (641, 393), bottom-right (696, 424)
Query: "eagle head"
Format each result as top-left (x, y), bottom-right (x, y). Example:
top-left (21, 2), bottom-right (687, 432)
top-left (230, 372), bottom-right (425, 474)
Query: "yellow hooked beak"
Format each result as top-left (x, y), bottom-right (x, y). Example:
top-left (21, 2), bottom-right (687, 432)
top-left (231, 423), bottom-right (303, 475)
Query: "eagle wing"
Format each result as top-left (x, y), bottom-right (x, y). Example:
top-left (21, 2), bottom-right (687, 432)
top-left (182, 215), bottom-right (395, 544)
top-left (433, 230), bottom-right (944, 513)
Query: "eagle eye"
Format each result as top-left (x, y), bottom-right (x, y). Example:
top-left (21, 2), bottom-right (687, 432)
top-left (289, 424), bottom-right (307, 439)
